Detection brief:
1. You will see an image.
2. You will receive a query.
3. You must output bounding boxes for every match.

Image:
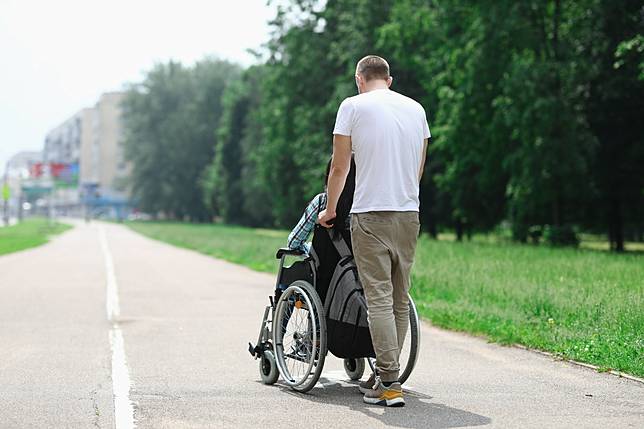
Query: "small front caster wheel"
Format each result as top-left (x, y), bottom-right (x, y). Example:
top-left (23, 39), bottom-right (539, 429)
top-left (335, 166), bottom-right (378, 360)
top-left (344, 358), bottom-right (365, 381)
top-left (260, 350), bottom-right (279, 384)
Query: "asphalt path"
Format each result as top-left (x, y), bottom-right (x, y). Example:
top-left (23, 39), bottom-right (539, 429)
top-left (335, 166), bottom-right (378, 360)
top-left (0, 222), bottom-right (642, 428)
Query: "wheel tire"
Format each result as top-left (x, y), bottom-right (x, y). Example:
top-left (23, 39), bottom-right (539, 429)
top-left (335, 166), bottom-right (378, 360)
top-left (273, 280), bottom-right (327, 393)
top-left (344, 358), bottom-right (365, 381)
top-left (398, 298), bottom-right (420, 385)
top-left (259, 350), bottom-right (279, 385)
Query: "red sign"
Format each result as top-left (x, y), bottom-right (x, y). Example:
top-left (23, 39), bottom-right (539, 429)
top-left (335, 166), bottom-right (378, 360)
top-left (30, 163), bottom-right (44, 177)
top-left (50, 163), bottom-right (67, 177)
top-left (29, 162), bottom-right (78, 179)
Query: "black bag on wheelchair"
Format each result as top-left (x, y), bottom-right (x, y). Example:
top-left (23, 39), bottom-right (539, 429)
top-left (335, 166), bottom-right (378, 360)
top-left (322, 230), bottom-right (375, 359)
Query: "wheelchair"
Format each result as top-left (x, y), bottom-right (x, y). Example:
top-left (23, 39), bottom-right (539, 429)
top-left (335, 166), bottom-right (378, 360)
top-left (249, 243), bottom-right (421, 393)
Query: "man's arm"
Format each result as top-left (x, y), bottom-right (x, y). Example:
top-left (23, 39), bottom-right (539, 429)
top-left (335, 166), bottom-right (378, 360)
top-left (418, 138), bottom-right (429, 183)
top-left (319, 134), bottom-right (352, 228)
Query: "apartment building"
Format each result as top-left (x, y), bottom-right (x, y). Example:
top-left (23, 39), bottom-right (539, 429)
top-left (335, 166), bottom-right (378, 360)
top-left (41, 91), bottom-right (129, 216)
top-left (90, 92), bottom-right (128, 198)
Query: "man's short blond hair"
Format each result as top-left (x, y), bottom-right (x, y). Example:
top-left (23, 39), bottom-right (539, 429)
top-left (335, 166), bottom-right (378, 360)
top-left (356, 55), bottom-right (390, 82)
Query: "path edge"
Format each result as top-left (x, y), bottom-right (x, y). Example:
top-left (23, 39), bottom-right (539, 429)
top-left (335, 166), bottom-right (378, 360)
top-left (512, 344), bottom-right (644, 384)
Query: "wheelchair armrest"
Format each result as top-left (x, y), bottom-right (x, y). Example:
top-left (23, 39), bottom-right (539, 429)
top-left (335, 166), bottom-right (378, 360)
top-left (276, 247), bottom-right (306, 259)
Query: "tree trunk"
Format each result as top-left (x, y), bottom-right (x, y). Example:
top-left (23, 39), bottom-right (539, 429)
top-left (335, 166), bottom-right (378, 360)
top-left (455, 218), bottom-right (464, 242)
top-left (610, 197), bottom-right (624, 252)
top-left (428, 222), bottom-right (438, 239)
top-left (551, 0), bottom-right (563, 228)
top-left (552, 196), bottom-right (562, 226)
top-left (421, 207), bottom-right (438, 239)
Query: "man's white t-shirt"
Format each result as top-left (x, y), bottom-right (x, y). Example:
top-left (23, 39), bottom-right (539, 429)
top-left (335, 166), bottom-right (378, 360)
top-left (333, 88), bottom-right (431, 213)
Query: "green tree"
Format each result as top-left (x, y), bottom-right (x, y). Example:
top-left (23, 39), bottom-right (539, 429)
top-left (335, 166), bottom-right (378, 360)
top-left (122, 58), bottom-right (240, 220)
top-left (203, 66), bottom-right (274, 226)
top-left (256, 0), bottom-right (394, 227)
top-left (379, 1), bottom-right (513, 239)
top-left (584, 0), bottom-right (644, 251)
top-left (122, 0), bottom-right (643, 250)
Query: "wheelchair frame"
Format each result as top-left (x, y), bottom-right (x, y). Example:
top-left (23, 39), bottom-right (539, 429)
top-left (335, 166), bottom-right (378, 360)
top-left (249, 246), bottom-right (420, 392)
top-left (248, 247), bottom-right (313, 360)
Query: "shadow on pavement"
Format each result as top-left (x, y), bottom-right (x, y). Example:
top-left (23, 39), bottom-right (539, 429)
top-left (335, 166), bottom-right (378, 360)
top-left (273, 377), bottom-right (491, 429)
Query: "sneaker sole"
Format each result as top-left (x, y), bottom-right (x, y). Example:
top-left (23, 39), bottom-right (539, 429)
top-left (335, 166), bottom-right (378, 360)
top-left (358, 385), bottom-right (372, 394)
top-left (363, 396), bottom-right (405, 407)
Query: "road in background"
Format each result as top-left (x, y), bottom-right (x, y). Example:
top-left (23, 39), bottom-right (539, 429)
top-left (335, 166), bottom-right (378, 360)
top-left (0, 222), bottom-right (642, 428)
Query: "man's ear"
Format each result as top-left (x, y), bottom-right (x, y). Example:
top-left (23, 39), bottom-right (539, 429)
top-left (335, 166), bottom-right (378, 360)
top-left (355, 74), bottom-right (364, 94)
top-left (387, 76), bottom-right (393, 87)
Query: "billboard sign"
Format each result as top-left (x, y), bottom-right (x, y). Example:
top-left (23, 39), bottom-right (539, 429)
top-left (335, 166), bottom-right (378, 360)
top-left (29, 162), bottom-right (79, 188)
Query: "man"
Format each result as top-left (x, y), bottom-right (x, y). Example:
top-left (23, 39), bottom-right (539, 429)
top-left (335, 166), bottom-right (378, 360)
top-left (319, 55), bottom-right (430, 407)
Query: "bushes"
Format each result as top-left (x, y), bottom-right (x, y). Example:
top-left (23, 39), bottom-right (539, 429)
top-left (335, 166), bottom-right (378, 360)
top-left (544, 225), bottom-right (580, 247)
top-left (514, 224), bottom-right (580, 247)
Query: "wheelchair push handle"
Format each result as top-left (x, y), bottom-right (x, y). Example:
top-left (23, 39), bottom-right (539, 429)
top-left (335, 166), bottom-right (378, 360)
top-left (275, 247), bottom-right (306, 259)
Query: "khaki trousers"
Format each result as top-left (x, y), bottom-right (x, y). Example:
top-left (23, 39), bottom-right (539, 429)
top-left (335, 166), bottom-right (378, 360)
top-left (350, 211), bottom-right (420, 383)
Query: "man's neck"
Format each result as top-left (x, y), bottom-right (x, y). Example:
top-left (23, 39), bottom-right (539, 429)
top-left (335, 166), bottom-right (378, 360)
top-left (363, 81), bottom-right (389, 93)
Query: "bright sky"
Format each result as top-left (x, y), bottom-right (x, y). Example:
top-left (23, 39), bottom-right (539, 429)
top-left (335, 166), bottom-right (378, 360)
top-left (0, 0), bottom-right (276, 176)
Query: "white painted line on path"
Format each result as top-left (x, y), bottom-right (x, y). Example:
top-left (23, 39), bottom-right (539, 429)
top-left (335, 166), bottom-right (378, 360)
top-left (99, 226), bottom-right (120, 321)
top-left (110, 326), bottom-right (135, 429)
top-left (99, 225), bottom-right (135, 429)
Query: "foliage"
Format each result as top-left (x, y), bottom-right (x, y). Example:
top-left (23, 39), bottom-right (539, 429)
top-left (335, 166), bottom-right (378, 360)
top-left (121, 59), bottom-right (241, 221)
top-left (122, 1), bottom-right (642, 250)
top-left (202, 66), bottom-right (275, 226)
top-left (543, 224), bottom-right (580, 247)
top-left (582, 0), bottom-right (644, 251)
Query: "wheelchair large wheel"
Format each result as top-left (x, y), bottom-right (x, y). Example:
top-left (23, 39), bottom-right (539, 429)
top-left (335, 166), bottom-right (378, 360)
top-left (273, 280), bottom-right (327, 393)
top-left (368, 296), bottom-right (420, 385)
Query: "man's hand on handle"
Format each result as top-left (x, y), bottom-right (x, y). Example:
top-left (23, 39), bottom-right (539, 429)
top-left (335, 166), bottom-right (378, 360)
top-left (318, 209), bottom-right (336, 228)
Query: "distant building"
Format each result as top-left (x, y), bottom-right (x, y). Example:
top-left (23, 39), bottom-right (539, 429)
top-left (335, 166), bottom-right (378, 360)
top-left (89, 92), bottom-right (129, 200)
top-left (43, 114), bottom-right (82, 166)
top-left (79, 107), bottom-right (96, 186)
top-left (43, 110), bottom-right (84, 212)
top-left (40, 91), bottom-right (130, 218)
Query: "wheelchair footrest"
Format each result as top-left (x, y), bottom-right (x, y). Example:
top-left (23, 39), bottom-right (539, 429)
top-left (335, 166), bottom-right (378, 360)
top-left (248, 342), bottom-right (263, 358)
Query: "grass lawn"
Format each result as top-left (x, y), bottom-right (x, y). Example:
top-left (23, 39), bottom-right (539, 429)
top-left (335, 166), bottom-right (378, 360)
top-left (0, 218), bottom-right (72, 256)
top-left (127, 221), bottom-right (644, 377)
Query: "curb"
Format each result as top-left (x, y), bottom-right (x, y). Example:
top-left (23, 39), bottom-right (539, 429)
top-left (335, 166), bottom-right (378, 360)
top-left (513, 344), bottom-right (644, 384)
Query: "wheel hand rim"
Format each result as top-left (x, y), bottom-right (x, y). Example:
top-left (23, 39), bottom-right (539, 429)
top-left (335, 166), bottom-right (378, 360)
top-left (274, 286), bottom-right (318, 387)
